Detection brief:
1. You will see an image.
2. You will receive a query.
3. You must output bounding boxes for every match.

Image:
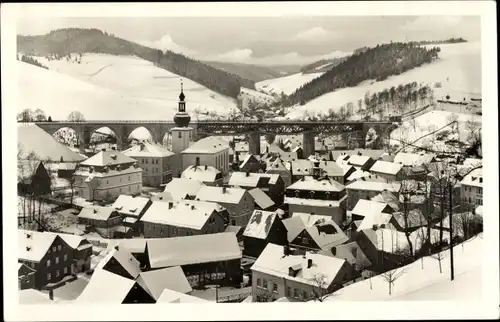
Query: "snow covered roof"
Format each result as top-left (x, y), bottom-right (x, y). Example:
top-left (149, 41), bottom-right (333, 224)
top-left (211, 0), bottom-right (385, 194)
top-left (228, 171), bottom-right (280, 187)
top-left (302, 220), bottom-right (349, 250)
top-left (18, 229), bottom-right (57, 262)
top-left (164, 178), bottom-right (205, 199)
top-left (140, 200), bottom-right (218, 230)
top-left (352, 199), bottom-right (393, 218)
top-left (42, 231), bottom-right (87, 249)
top-left (80, 150), bottom-right (137, 167)
top-left (346, 180), bottom-right (401, 192)
top-left (346, 154), bottom-right (373, 167)
top-left (17, 123), bottom-right (86, 163)
top-left (195, 186), bottom-right (248, 205)
top-left (393, 152), bottom-right (435, 166)
top-left (371, 191), bottom-right (400, 211)
top-left (346, 169), bottom-right (372, 182)
top-left (283, 213), bottom-right (346, 246)
top-left (331, 149), bottom-right (385, 161)
top-left (57, 162), bottom-right (78, 171)
top-left (150, 191), bottom-right (175, 202)
top-left (462, 158), bottom-right (482, 168)
top-left (182, 165), bottom-right (221, 183)
top-left (287, 176), bottom-right (345, 192)
top-left (76, 268), bottom-right (136, 303)
top-left (156, 288), bottom-right (210, 303)
top-left (123, 142), bottom-right (174, 157)
top-left (248, 188), bottom-right (275, 210)
top-left (181, 137), bottom-right (228, 154)
top-left (97, 246), bottom-right (141, 279)
top-left (78, 206), bottom-right (119, 221)
top-left (460, 168), bottom-right (483, 188)
top-left (475, 205), bottom-right (483, 217)
top-left (284, 196), bottom-right (343, 208)
top-left (251, 243), bottom-right (347, 288)
top-left (147, 232), bottom-right (241, 269)
top-left (318, 241), bottom-right (372, 268)
top-left (136, 266), bottom-right (192, 300)
top-left (243, 210), bottom-right (279, 239)
top-left (369, 161), bottom-right (403, 175)
top-left (112, 195), bottom-right (150, 217)
top-left (115, 238), bottom-right (147, 254)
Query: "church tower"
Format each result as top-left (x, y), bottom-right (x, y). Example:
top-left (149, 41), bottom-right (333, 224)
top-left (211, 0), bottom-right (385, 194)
top-left (170, 80), bottom-right (192, 177)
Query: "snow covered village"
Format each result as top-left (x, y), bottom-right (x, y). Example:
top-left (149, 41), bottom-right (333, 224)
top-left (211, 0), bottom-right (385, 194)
top-left (6, 6), bottom-right (497, 316)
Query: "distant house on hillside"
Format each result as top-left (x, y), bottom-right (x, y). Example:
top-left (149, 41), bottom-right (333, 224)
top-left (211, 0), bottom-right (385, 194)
top-left (123, 142), bottom-right (175, 187)
top-left (242, 210), bottom-right (288, 258)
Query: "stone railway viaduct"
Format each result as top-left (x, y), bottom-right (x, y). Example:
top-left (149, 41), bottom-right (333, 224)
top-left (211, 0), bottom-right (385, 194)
top-left (31, 120), bottom-right (399, 157)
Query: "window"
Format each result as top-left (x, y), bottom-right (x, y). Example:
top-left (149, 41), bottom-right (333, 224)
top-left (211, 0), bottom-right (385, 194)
top-left (286, 286), bottom-right (292, 297)
top-left (129, 186), bottom-right (131, 191)
top-left (468, 197), bottom-right (472, 203)
top-left (58, 245), bottom-right (62, 251)
top-left (262, 279), bottom-right (268, 289)
top-left (302, 290), bottom-right (308, 300)
top-left (64, 254), bottom-right (68, 261)
top-left (55, 257), bottom-right (59, 264)
top-left (56, 270), bottom-right (60, 277)
top-left (47, 273), bottom-right (51, 281)
top-left (107, 180), bottom-right (109, 185)
top-left (293, 288), bottom-right (299, 298)
top-left (231, 219), bottom-right (236, 225)
top-left (178, 132), bottom-right (182, 139)
top-left (128, 176), bottom-right (131, 181)
top-left (52, 247), bottom-right (56, 252)
top-left (46, 260), bottom-right (51, 267)
top-left (272, 283), bottom-right (278, 293)
top-left (146, 159), bottom-right (148, 164)
top-left (64, 267), bottom-right (68, 274)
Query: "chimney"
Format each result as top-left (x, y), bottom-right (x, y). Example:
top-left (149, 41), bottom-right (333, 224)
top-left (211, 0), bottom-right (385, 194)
top-left (102, 148), bottom-right (106, 152)
top-left (159, 196), bottom-right (163, 200)
top-left (283, 245), bottom-right (290, 256)
top-left (26, 233), bottom-right (32, 239)
top-left (205, 165), bottom-right (208, 170)
top-left (196, 157), bottom-right (200, 167)
top-left (479, 177), bottom-right (483, 183)
top-left (222, 186), bottom-right (227, 194)
top-left (191, 205), bottom-right (195, 210)
top-left (115, 245), bottom-right (119, 251)
top-left (93, 209), bottom-right (98, 214)
top-left (49, 290), bottom-right (54, 301)
top-left (168, 202), bottom-right (173, 209)
top-left (288, 267), bottom-right (295, 277)
top-left (246, 171), bottom-right (250, 177)
top-left (111, 146), bottom-right (116, 151)
top-left (331, 247), bottom-right (337, 256)
top-left (307, 259), bottom-right (313, 268)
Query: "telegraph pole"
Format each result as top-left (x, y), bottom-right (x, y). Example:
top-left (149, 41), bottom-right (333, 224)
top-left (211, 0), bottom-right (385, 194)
top-left (448, 181), bottom-right (455, 281)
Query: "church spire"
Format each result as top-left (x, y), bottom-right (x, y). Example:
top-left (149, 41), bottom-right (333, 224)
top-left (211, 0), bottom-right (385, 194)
top-left (179, 78), bottom-right (185, 102)
top-left (173, 78), bottom-right (191, 127)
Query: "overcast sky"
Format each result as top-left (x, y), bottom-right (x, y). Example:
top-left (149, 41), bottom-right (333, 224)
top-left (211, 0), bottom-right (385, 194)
top-left (17, 16), bottom-right (481, 66)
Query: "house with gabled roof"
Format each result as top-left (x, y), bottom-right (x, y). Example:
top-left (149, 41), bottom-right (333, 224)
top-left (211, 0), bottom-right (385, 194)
top-left (18, 230), bottom-right (75, 289)
top-left (248, 187), bottom-right (276, 211)
top-left (42, 232), bottom-right (93, 274)
top-left (251, 243), bottom-right (354, 302)
top-left (73, 149), bottom-right (142, 202)
top-left (239, 154), bottom-right (264, 174)
top-left (264, 156), bottom-right (292, 187)
top-left (283, 213), bottom-right (349, 253)
top-left (111, 195), bottom-right (152, 235)
top-left (181, 163), bottom-right (223, 186)
top-left (145, 232), bottom-right (242, 287)
top-left (195, 186), bottom-right (255, 226)
top-left (181, 137), bottom-right (230, 175)
top-left (228, 171), bottom-right (285, 206)
top-left (345, 180), bottom-right (401, 211)
top-left (368, 160), bottom-right (403, 181)
top-left (393, 152), bottom-right (436, 167)
top-left (96, 244), bottom-right (141, 280)
top-left (123, 142), bottom-right (175, 187)
top-left (18, 263), bottom-right (36, 290)
top-left (285, 176), bottom-right (347, 225)
top-left (243, 210), bottom-right (288, 258)
top-left (140, 200), bottom-right (228, 238)
top-left (76, 268), bottom-right (155, 304)
top-left (136, 266), bottom-right (192, 301)
top-left (17, 160), bottom-right (52, 196)
top-left (77, 205), bottom-right (122, 238)
top-left (162, 177), bottom-right (205, 200)
top-left (317, 241), bottom-right (372, 271)
top-left (350, 199), bottom-right (397, 232)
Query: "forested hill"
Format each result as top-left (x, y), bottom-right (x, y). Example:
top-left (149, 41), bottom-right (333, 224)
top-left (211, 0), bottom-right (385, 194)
top-left (203, 61), bottom-right (300, 82)
top-left (284, 42), bottom-right (440, 106)
top-left (299, 56), bottom-right (349, 74)
top-left (17, 28), bottom-right (254, 97)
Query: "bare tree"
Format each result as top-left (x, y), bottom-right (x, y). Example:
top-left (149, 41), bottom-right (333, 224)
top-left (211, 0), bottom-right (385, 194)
top-left (361, 269), bottom-right (376, 290)
top-left (309, 273), bottom-right (334, 302)
top-left (380, 267), bottom-right (405, 296)
top-left (398, 180), bottom-right (418, 257)
top-left (430, 233), bottom-right (446, 274)
top-left (67, 111), bottom-right (85, 122)
top-left (17, 109), bottom-right (34, 122)
top-left (254, 288), bottom-right (273, 303)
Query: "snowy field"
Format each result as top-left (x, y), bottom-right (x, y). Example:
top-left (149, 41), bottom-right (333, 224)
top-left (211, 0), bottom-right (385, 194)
top-left (256, 72), bottom-right (324, 96)
top-left (240, 87), bottom-right (277, 105)
top-left (284, 42), bottom-right (481, 119)
top-left (20, 54), bottom-right (237, 123)
top-left (323, 234), bottom-right (483, 301)
top-left (390, 109), bottom-right (482, 146)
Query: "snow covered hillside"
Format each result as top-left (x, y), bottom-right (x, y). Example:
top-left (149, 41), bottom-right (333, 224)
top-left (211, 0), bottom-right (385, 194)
top-left (285, 42), bottom-right (481, 119)
top-left (21, 54), bottom-right (237, 121)
top-left (240, 87), bottom-right (277, 105)
top-left (322, 234), bottom-right (483, 301)
top-left (256, 72), bottom-right (324, 96)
